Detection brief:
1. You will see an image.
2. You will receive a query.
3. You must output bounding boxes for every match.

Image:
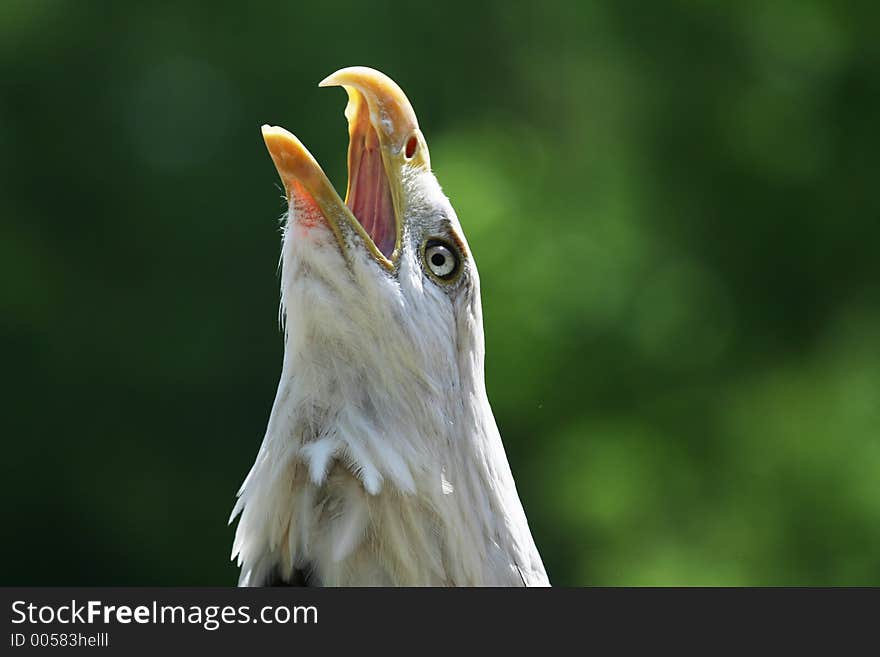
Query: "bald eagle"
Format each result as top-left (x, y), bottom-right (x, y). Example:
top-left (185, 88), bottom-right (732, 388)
top-left (230, 67), bottom-right (549, 586)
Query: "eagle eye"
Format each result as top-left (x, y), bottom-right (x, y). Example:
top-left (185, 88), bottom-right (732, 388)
top-left (423, 239), bottom-right (460, 281)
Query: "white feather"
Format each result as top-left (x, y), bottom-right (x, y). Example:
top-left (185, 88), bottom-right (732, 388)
top-left (231, 165), bottom-right (549, 586)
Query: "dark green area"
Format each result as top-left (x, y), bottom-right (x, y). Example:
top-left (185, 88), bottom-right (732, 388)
top-left (2, 0), bottom-right (879, 585)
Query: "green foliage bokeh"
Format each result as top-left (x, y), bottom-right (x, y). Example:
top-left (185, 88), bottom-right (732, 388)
top-left (2, 0), bottom-right (879, 585)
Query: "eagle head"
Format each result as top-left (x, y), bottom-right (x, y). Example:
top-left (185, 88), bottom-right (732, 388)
top-left (232, 67), bottom-right (548, 587)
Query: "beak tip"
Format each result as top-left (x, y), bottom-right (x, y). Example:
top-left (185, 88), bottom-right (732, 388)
top-left (318, 66), bottom-right (370, 89)
top-left (317, 67), bottom-right (420, 147)
top-left (261, 125), bottom-right (301, 156)
top-left (260, 124), bottom-right (284, 139)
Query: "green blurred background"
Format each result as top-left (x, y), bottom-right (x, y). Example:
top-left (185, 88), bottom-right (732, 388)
top-left (2, 0), bottom-right (879, 585)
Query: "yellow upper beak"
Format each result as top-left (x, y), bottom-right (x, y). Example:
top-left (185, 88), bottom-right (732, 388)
top-left (261, 67), bottom-right (430, 268)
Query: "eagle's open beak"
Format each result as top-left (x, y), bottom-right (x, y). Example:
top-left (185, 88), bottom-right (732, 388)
top-left (261, 67), bottom-right (430, 269)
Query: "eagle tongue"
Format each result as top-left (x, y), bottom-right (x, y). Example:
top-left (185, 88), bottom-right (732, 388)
top-left (345, 119), bottom-right (395, 258)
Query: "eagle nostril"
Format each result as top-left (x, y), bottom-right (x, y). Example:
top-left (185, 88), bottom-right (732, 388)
top-left (405, 135), bottom-right (418, 159)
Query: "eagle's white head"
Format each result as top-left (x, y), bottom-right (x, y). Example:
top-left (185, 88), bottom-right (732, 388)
top-left (231, 67), bottom-right (548, 586)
